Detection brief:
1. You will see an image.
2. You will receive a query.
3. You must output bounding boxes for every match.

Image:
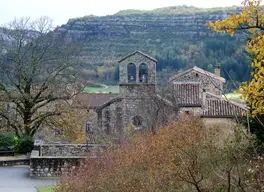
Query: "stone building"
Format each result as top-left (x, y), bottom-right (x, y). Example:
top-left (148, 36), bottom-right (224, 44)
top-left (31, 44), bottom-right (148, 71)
top-left (169, 65), bottom-right (225, 95)
top-left (91, 51), bottom-right (176, 140)
top-left (0, 50), bottom-right (248, 144)
top-left (75, 51), bottom-right (246, 140)
top-left (168, 65), bottom-right (247, 130)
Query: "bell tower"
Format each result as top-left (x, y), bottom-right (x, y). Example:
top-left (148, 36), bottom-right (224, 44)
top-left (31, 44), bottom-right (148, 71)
top-left (118, 51), bottom-right (157, 130)
top-left (118, 50), bottom-right (157, 95)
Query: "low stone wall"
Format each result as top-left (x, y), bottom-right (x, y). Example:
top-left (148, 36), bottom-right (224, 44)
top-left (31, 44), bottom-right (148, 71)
top-left (30, 142), bottom-right (105, 177)
top-left (0, 159), bottom-right (30, 166)
top-left (41, 144), bottom-right (88, 156)
top-left (30, 156), bottom-right (85, 177)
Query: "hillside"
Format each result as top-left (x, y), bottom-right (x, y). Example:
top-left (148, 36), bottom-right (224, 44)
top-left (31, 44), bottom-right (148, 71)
top-left (53, 6), bottom-right (250, 90)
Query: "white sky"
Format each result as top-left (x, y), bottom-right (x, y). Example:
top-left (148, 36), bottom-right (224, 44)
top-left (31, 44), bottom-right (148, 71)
top-left (0, 0), bottom-right (245, 26)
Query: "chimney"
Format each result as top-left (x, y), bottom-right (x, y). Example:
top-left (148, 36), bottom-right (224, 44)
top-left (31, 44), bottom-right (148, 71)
top-left (214, 65), bottom-right (220, 77)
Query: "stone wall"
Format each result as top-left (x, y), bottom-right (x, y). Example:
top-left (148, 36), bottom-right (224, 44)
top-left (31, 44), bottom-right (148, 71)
top-left (119, 51), bottom-right (156, 84)
top-left (179, 107), bottom-right (203, 116)
top-left (41, 144), bottom-right (89, 156)
top-left (101, 100), bottom-right (123, 137)
top-left (30, 156), bottom-right (85, 177)
top-left (30, 143), bottom-right (104, 177)
top-left (171, 70), bottom-right (223, 95)
top-left (99, 85), bottom-right (177, 136)
top-left (202, 117), bottom-right (238, 146)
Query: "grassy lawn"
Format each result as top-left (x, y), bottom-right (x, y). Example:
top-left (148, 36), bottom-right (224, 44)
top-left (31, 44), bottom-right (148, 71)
top-left (223, 92), bottom-right (245, 103)
top-left (36, 186), bottom-right (54, 192)
top-left (83, 85), bottom-right (119, 93)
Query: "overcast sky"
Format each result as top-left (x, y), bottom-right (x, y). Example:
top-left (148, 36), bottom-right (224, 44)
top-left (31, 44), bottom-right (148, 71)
top-left (0, 0), bottom-right (246, 26)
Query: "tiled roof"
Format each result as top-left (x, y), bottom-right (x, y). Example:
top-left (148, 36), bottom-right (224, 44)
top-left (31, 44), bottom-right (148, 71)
top-left (97, 97), bottom-right (122, 110)
top-left (171, 83), bottom-right (247, 117)
top-left (202, 95), bottom-right (247, 117)
top-left (173, 82), bottom-right (202, 107)
top-left (169, 66), bottom-right (225, 83)
top-left (118, 50), bottom-right (157, 63)
top-left (73, 93), bottom-right (119, 109)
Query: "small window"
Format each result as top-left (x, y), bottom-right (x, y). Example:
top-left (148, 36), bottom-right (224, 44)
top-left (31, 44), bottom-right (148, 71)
top-left (55, 129), bottom-right (62, 135)
top-left (86, 122), bottom-right (92, 133)
top-left (195, 73), bottom-right (199, 77)
top-left (132, 116), bottom-right (144, 127)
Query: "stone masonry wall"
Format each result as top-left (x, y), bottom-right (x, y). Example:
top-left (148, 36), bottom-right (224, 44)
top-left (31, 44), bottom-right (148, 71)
top-left (119, 52), bottom-right (156, 84)
top-left (41, 144), bottom-right (89, 156)
top-left (172, 70), bottom-right (223, 95)
top-left (30, 156), bottom-right (85, 177)
top-left (30, 143), bottom-right (103, 177)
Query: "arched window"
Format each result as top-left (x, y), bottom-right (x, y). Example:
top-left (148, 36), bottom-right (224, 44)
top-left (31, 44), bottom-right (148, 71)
top-left (85, 121), bottom-right (92, 133)
top-left (127, 63), bottom-right (136, 83)
top-left (132, 116), bottom-right (144, 127)
top-left (139, 63), bottom-right (148, 83)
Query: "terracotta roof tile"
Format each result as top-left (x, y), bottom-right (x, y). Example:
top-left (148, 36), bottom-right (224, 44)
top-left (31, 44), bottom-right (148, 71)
top-left (202, 98), bottom-right (247, 117)
top-left (73, 92), bottom-right (119, 109)
top-left (173, 82), bottom-right (202, 106)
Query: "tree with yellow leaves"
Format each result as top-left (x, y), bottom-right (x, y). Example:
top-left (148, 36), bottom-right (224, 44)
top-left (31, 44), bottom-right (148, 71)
top-left (209, 0), bottom-right (264, 117)
top-left (45, 104), bottom-right (97, 144)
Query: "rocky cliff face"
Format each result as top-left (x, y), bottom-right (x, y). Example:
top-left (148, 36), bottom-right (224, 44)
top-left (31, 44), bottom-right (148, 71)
top-left (53, 6), bottom-right (242, 66)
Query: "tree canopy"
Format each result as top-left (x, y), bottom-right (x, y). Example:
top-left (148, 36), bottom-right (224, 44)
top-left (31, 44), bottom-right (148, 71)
top-left (209, 0), bottom-right (264, 116)
top-left (0, 17), bottom-right (82, 138)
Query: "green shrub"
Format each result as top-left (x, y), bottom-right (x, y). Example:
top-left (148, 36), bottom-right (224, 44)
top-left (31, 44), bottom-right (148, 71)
top-left (0, 132), bottom-right (17, 148)
top-left (15, 135), bottom-right (34, 153)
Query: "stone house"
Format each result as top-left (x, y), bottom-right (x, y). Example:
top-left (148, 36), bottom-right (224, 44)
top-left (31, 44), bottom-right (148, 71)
top-left (169, 65), bottom-right (247, 130)
top-left (169, 65), bottom-right (225, 95)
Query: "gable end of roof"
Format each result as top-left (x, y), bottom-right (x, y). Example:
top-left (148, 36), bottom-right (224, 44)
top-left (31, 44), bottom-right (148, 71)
top-left (169, 66), bottom-right (225, 83)
top-left (118, 51), bottom-right (157, 63)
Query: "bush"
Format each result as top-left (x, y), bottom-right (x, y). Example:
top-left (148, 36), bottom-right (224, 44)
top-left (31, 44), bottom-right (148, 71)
top-left (56, 116), bottom-right (258, 192)
top-left (0, 132), bottom-right (17, 149)
top-left (15, 135), bottom-right (34, 153)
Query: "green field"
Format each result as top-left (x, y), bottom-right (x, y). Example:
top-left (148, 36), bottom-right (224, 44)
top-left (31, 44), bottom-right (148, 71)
top-left (37, 186), bottom-right (54, 192)
top-left (83, 85), bottom-right (119, 93)
top-left (83, 86), bottom-right (246, 104)
top-left (223, 92), bottom-right (245, 103)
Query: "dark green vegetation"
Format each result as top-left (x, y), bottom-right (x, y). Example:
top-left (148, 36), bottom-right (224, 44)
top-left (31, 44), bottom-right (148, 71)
top-left (54, 6), bottom-right (250, 91)
top-left (0, 132), bottom-right (33, 153)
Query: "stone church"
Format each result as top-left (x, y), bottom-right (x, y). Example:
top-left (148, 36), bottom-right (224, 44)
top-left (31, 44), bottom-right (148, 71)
top-left (74, 50), bottom-right (247, 140)
top-left (92, 51), bottom-right (176, 139)
top-left (0, 50), bottom-right (248, 144)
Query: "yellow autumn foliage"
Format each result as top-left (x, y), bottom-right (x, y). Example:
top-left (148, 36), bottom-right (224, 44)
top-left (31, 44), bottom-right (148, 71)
top-left (208, 0), bottom-right (264, 116)
top-left (47, 104), bottom-right (97, 143)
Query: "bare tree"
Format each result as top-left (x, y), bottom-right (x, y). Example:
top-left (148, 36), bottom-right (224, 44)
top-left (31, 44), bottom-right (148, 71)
top-left (0, 17), bottom-right (82, 138)
top-left (137, 85), bottom-right (179, 133)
